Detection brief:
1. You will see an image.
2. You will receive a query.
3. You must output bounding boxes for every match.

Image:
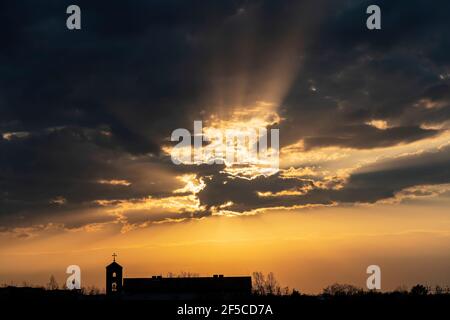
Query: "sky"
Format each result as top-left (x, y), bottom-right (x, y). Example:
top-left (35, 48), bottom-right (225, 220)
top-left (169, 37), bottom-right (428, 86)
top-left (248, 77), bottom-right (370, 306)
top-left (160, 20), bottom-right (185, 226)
top-left (1, 0), bottom-right (450, 293)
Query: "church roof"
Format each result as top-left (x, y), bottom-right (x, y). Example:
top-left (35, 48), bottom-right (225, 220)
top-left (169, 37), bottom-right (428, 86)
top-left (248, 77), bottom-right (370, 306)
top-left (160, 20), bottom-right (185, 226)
top-left (106, 261), bottom-right (122, 269)
top-left (122, 276), bottom-right (252, 295)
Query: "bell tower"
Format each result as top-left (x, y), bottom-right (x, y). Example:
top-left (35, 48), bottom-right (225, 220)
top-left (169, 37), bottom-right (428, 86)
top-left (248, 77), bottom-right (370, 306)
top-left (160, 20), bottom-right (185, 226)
top-left (106, 253), bottom-right (123, 295)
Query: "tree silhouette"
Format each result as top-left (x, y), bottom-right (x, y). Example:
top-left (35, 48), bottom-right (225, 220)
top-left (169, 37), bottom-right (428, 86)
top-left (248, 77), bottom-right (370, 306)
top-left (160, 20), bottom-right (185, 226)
top-left (322, 283), bottom-right (363, 296)
top-left (87, 285), bottom-right (100, 295)
top-left (46, 275), bottom-right (59, 290)
top-left (252, 271), bottom-right (266, 295)
top-left (410, 284), bottom-right (429, 295)
top-left (265, 272), bottom-right (279, 295)
top-left (434, 285), bottom-right (443, 294)
top-left (178, 271), bottom-right (199, 278)
top-left (252, 271), bottom-right (283, 296)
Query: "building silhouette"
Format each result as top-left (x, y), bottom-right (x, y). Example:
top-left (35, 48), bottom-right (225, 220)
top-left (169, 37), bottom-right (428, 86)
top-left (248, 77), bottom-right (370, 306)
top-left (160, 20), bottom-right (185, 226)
top-left (105, 254), bottom-right (251, 299)
top-left (105, 253), bottom-right (123, 295)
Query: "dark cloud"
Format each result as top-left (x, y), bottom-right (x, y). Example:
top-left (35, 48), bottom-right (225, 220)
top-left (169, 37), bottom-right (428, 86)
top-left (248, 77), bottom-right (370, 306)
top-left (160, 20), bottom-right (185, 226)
top-left (197, 172), bottom-right (319, 212)
top-left (279, 0), bottom-right (450, 149)
top-left (195, 144), bottom-right (450, 212)
top-left (336, 144), bottom-right (450, 203)
top-left (303, 125), bottom-right (438, 150)
top-left (0, 0), bottom-right (449, 228)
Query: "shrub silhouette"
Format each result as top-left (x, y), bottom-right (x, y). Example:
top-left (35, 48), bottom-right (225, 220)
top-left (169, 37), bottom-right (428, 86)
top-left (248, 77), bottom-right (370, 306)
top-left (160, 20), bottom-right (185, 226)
top-left (410, 284), bottom-right (429, 296)
top-left (322, 283), bottom-right (363, 296)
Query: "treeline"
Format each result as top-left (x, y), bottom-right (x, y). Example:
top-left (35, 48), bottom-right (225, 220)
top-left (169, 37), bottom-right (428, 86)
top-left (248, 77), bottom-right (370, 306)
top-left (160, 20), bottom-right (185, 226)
top-left (1, 275), bottom-right (103, 295)
top-left (251, 272), bottom-right (450, 297)
top-left (3, 272), bottom-right (450, 297)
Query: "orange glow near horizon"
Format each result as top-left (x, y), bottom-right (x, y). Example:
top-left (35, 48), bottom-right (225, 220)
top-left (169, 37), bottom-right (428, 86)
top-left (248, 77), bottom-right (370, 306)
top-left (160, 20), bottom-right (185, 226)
top-left (1, 200), bottom-right (450, 293)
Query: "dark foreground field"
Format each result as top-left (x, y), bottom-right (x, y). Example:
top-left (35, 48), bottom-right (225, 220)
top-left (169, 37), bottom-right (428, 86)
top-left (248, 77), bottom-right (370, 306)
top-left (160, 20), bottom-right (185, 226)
top-left (2, 289), bottom-right (450, 319)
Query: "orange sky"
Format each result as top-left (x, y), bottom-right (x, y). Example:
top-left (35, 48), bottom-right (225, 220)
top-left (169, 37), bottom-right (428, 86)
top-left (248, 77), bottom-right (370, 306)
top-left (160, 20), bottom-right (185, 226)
top-left (2, 100), bottom-right (450, 293)
top-left (1, 199), bottom-right (449, 293)
top-left (1, 0), bottom-right (450, 296)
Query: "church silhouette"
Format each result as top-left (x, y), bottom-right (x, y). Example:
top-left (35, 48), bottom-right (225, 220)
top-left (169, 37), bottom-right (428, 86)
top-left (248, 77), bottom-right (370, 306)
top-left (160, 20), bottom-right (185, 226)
top-left (106, 254), bottom-right (252, 299)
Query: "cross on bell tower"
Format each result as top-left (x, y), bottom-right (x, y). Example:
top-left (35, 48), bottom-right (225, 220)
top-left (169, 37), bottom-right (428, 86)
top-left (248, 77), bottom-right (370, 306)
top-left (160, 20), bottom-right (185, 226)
top-left (106, 253), bottom-right (123, 295)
